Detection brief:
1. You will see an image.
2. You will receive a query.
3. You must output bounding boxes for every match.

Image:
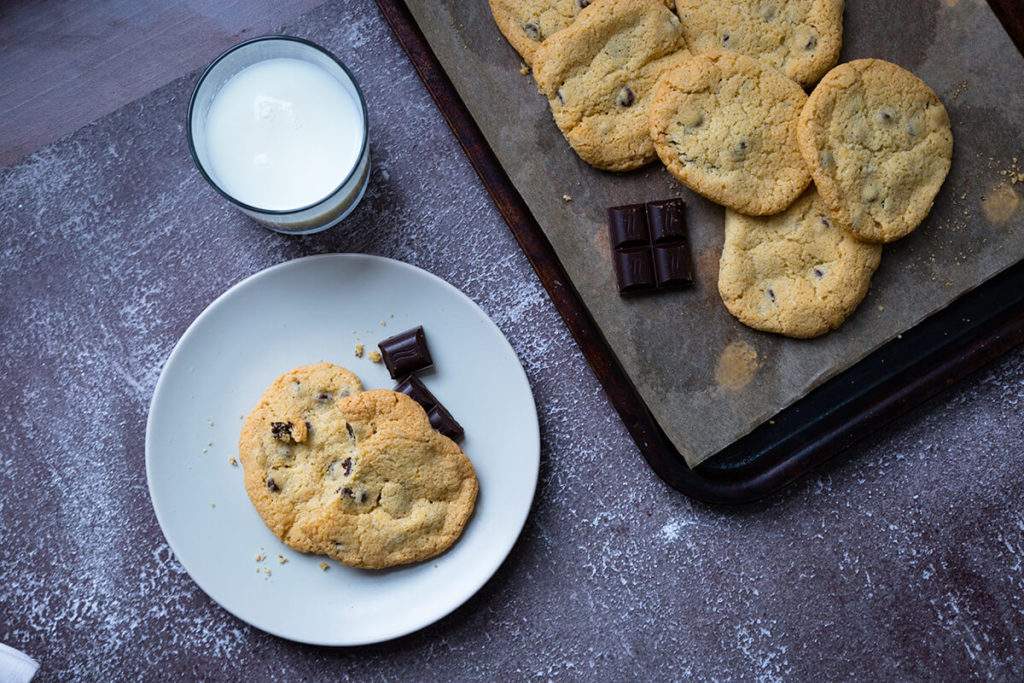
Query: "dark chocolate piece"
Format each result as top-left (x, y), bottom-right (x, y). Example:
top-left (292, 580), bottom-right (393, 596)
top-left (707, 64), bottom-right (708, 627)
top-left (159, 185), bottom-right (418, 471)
top-left (609, 198), bottom-right (693, 295)
top-left (378, 326), bottom-right (433, 379)
top-left (394, 375), bottom-right (463, 441)
top-left (646, 199), bottom-right (687, 243)
top-left (653, 244), bottom-right (693, 288)
top-left (608, 204), bottom-right (649, 248)
top-left (394, 375), bottom-right (437, 412)
top-left (616, 86), bottom-right (635, 107)
top-left (428, 404), bottom-right (465, 442)
top-left (613, 248), bottom-right (656, 294)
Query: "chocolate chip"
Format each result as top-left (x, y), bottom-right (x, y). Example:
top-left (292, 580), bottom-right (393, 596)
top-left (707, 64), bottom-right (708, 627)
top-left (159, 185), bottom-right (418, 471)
top-left (732, 139), bottom-right (749, 160)
top-left (821, 217), bottom-right (831, 228)
top-left (804, 35), bottom-right (817, 50)
top-left (723, 34), bottom-right (730, 43)
top-left (317, 392), bottom-right (330, 401)
top-left (360, 491), bottom-right (368, 503)
top-left (341, 487), bottom-right (353, 498)
top-left (342, 457), bottom-right (352, 476)
top-left (767, 288), bottom-right (776, 302)
top-left (577, 0), bottom-right (589, 7)
top-left (266, 477), bottom-right (280, 492)
top-left (345, 422), bottom-right (354, 439)
top-left (523, 22), bottom-right (540, 41)
top-left (813, 268), bottom-right (824, 278)
top-left (556, 89), bottom-right (565, 106)
top-left (270, 421), bottom-right (292, 441)
top-left (616, 86), bottom-right (635, 108)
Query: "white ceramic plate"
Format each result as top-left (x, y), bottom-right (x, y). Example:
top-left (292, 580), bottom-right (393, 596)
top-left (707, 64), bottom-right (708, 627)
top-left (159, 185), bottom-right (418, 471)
top-left (145, 254), bottom-right (539, 645)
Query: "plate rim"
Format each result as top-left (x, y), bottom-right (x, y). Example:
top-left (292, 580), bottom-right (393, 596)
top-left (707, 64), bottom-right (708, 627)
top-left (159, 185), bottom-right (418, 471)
top-left (144, 253), bottom-right (540, 646)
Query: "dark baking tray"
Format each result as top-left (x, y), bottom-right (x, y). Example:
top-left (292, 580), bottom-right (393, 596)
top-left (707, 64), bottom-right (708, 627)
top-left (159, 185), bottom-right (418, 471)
top-left (374, 0), bottom-right (1024, 504)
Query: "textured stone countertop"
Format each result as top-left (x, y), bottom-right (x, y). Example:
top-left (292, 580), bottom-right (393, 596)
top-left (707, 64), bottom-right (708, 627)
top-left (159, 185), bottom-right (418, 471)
top-left (2, 1), bottom-right (1024, 679)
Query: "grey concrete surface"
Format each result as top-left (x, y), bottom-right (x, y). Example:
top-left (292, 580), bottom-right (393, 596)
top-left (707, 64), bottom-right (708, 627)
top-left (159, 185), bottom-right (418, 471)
top-left (1, 1), bottom-right (1023, 680)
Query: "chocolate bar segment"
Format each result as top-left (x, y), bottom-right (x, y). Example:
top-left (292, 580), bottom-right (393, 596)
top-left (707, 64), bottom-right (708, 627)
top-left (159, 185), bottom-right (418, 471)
top-left (394, 375), bottom-right (437, 412)
top-left (393, 375), bottom-right (463, 442)
top-left (427, 404), bottom-right (464, 442)
top-left (608, 204), bottom-right (650, 249)
top-left (646, 198), bottom-right (687, 243)
top-left (378, 326), bottom-right (433, 379)
top-left (613, 248), bottom-right (656, 294)
top-left (653, 244), bottom-right (693, 288)
top-left (608, 198), bottom-right (693, 295)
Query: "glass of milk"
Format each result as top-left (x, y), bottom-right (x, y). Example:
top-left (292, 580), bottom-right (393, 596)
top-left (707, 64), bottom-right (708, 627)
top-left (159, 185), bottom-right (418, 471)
top-left (187, 36), bottom-right (370, 234)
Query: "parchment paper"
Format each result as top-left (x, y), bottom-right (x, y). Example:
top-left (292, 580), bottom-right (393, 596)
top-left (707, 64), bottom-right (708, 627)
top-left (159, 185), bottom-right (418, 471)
top-left (405, 0), bottom-right (1024, 467)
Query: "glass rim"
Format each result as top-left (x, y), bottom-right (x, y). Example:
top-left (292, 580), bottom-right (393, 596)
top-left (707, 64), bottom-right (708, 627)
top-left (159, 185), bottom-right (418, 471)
top-left (186, 34), bottom-right (370, 216)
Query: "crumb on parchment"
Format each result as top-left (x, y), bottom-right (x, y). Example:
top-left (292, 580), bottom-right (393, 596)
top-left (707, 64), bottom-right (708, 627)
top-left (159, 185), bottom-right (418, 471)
top-left (368, 350), bottom-right (382, 363)
top-left (319, 562), bottom-right (329, 571)
top-left (229, 457), bottom-right (237, 466)
top-left (278, 554), bottom-right (288, 564)
top-left (354, 344), bottom-right (364, 358)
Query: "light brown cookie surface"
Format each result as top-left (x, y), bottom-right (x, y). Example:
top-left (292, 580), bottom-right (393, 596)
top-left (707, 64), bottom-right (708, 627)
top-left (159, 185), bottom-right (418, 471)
top-left (299, 390), bottom-right (478, 569)
top-left (674, 0), bottom-right (843, 86)
top-left (797, 58), bottom-right (953, 243)
top-left (532, 0), bottom-right (690, 171)
top-left (649, 51), bottom-right (810, 215)
top-left (718, 187), bottom-right (882, 338)
top-left (239, 363), bottom-right (363, 554)
top-left (489, 0), bottom-right (587, 67)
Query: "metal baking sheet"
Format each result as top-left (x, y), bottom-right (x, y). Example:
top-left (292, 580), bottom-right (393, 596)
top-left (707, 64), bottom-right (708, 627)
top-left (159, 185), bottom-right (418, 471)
top-left (402, 0), bottom-right (1024, 467)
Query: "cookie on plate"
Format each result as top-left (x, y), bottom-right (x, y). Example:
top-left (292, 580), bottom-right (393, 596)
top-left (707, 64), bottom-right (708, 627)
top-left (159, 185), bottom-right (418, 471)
top-left (718, 187), bottom-right (883, 338)
top-left (299, 390), bottom-right (478, 569)
top-left (532, 0), bottom-right (690, 171)
top-left (239, 362), bottom-right (363, 554)
top-left (674, 0), bottom-right (843, 87)
top-left (797, 58), bottom-right (953, 243)
top-left (649, 52), bottom-right (811, 215)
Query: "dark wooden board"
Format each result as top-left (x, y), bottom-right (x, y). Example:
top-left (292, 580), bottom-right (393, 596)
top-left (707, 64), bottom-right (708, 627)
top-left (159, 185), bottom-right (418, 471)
top-left (374, 0), bottom-right (1024, 503)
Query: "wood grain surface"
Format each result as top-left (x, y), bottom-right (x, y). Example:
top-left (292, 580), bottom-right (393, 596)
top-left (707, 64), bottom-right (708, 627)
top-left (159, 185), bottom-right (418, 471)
top-left (0, 0), bottom-right (323, 166)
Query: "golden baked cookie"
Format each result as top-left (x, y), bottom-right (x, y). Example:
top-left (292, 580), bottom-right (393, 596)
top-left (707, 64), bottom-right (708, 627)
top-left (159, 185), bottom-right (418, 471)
top-left (532, 0), bottom-right (690, 171)
top-left (239, 362), bottom-right (363, 554)
top-left (674, 0), bottom-right (843, 87)
top-left (797, 58), bottom-right (953, 243)
top-left (299, 390), bottom-right (478, 569)
top-left (489, 0), bottom-right (588, 67)
top-left (649, 51), bottom-right (811, 215)
top-left (718, 187), bottom-right (883, 338)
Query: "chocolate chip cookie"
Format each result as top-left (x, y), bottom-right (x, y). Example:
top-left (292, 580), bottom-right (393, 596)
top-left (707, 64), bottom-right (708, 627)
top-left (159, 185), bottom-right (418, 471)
top-left (674, 0), bottom-right (843, 87)
top-left (718, 187), bottom-right (883, 338)
top-left (797, 59), bottom-right (953, 243)
top-left (532, 0), bottom-right (690, 171)
top-left (239, 363), bottom-right (363, 554)
top-left (649, 51), bottom-right (811, 215)
top-left (298, 390), bottom-right (478, 569)
top-left (489, 0), bottom-right (589, 67)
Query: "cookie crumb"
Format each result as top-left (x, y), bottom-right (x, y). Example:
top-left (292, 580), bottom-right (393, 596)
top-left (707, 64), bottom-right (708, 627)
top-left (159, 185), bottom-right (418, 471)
top-left (211, 503), bottom-right (215, 508)
top-left (264, 567), bottom-right (272, 577)
top-left (562, 194), bottom-right (572, 202)
top-left (319, 562), bottom-right (329, 571)
top-left (207, 440), bottom-right (213, 447)
top-left (877, 305), bottom-right (884, 311)
top-left (206, 418), bottom-right (214, 426)
top-left (380, 320), bottom-right (387, 327)
top-left (354, 344), bottom-right (364, 358)
top-left (519, 62), bottom-right (530, 75)
top-left (229, 457), bottom-right (238, 466)
top-left (278, 554), bottom-right (288, 564)
top-left (368, 350), bottom-right (382, 363)
top-left (201, 448), bottom-right (207, 454)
